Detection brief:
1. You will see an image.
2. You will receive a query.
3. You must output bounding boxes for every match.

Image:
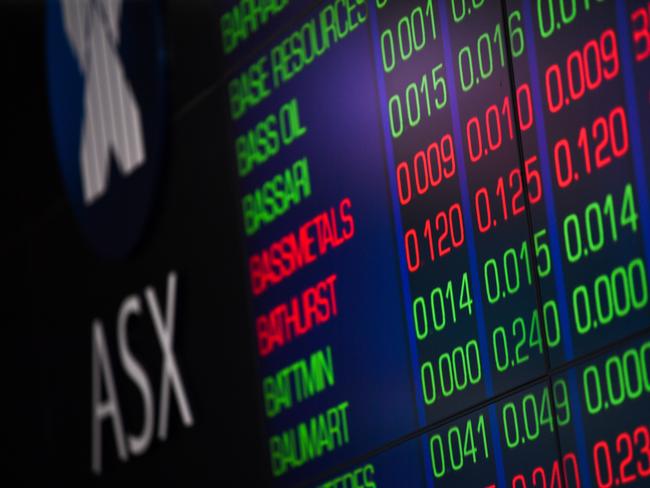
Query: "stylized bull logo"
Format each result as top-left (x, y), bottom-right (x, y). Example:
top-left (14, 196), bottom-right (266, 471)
top-left (61, 0), bottom-right (145, 205)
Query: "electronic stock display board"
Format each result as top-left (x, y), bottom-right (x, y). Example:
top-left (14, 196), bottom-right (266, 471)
top-left (220, 0), bottom-right (650, 486)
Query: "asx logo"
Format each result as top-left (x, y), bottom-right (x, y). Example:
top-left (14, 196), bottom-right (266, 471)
top-left (91, 271), bottom-right (194, 475)
top-left (47, 0), bottom-right (166, 258)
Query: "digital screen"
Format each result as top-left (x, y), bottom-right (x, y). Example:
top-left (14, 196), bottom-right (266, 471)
top-left (220, 0), bottom-right (650, 486)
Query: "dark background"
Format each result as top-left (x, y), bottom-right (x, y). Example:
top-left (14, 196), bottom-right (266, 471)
top-left (7, 1), bottom-right (649, 486)
top-left (1, 0), bottom-right (269, 485)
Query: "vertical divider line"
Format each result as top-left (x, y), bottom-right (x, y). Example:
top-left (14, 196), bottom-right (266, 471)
top-left (498, 0), bottom-right (567, 485)
top-left (520, 0), bottom-right (574, 361)
top-left (518, 1), bottom-right (591, 485)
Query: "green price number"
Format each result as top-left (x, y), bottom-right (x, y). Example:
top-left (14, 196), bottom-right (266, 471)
top-left (582, 341), bottom-right (650, 415)
top-left (429, 414), bottom-right (490, 479)
top-left (421, 339), bottom-right (482, 405)
top-left (502, 380), bottom-right (571, 449)
top-left (492, 300), bottom-right (561, 373)
top-left (572, 257), bottom-right (649, 335)
top-left (457, 10), bottom-right (524, 93)
top-left (413, 271), bottom-right (473, 340)
top-left (483, 229), bottom-right (551, 306)
top-left (537, 0), bottom-right (607, 40)
top-left (388, 63), bottom-right (447, 139)
top-left (381, 0), bottom-right (437, 73)
top-left (563, 184), bottom-right (639, 264)
top-left (450, 0), bottom-right (486, 24)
